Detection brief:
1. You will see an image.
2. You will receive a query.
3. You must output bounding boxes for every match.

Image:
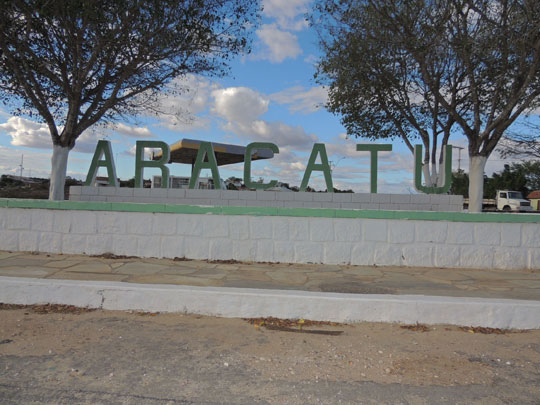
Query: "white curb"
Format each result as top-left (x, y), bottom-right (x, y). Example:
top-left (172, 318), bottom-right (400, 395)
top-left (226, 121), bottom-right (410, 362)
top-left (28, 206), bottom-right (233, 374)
top-left (1, 276), bottom-right (539, 329)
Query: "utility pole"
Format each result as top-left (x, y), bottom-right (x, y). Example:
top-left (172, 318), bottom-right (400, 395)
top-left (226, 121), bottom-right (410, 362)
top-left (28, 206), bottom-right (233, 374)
top-left (18, 154), bottom-right (24, 179)
top-left (455, 147), bottom-right (465, 171)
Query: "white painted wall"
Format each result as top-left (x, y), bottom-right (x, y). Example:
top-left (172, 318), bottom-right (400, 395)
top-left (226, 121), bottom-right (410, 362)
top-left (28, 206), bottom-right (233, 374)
top-left (69, 186), bottom-right (464, 212)
top-left (1, 207), bottom-right (539, 270)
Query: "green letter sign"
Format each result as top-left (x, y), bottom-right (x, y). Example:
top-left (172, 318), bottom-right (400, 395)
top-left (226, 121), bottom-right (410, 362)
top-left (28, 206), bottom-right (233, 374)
top-left (244, 142), bottom-right (279, 190)
top-left (189, 141), bottom-right (221, 189)
top-left (135, 141), bottom-right (170, 188)
top-left (84, 139), bottom-right (456, 195)
top-left (84, 140), bottom-right (118, 187)
top-left (300, 143), bottom-right (333, 192)
top-left (356, 144), bottom-right (392, 193)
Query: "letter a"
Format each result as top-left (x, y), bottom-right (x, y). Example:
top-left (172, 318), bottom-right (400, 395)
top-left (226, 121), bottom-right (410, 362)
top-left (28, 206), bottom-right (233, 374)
top-left (300, 143), bottom-right (333, 192)
top-left (84, 140), bottom-right (118, 187)
top-left (189, 141), bottom-right (221, 189)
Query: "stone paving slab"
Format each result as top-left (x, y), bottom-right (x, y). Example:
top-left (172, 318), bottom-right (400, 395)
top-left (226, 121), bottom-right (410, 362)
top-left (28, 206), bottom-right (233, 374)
top-left (47, 271), bottom-right (128, 282)
top-left (0, 251), bottom-right (539, 301)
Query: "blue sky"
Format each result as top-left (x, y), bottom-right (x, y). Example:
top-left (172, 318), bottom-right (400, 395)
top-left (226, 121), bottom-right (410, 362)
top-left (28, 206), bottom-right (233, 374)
top-left (0, 0), bottom-right (525, 193)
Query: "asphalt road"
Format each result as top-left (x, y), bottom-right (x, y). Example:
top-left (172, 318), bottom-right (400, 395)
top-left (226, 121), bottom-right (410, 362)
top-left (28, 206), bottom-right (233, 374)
top-left (1, 306), bottom-right (539, 404)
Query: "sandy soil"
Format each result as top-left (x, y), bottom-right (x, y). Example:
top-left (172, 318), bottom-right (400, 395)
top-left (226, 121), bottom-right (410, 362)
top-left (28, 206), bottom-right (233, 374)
top-left (1, 306), bottom-right (539, 404)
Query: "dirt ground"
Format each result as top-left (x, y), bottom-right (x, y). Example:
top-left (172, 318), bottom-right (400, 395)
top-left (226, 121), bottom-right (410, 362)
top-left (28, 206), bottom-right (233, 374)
top-left (0, 306), bottom-right (539, 404)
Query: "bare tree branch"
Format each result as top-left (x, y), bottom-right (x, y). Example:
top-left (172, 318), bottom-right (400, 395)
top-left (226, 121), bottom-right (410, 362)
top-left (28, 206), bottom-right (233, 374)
top-left (0, 0), bottom-right (260, 199)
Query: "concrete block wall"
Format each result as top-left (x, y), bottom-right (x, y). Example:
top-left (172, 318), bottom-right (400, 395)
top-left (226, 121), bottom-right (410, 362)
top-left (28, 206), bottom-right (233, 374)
top-left (1, 206), bottom-right (539, 270)
top-left (69, 186), bottom-right (464, 212)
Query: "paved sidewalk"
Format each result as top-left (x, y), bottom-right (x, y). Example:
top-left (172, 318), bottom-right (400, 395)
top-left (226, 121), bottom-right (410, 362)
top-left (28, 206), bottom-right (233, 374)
top-left (1, 250), bottom-right (539, 301)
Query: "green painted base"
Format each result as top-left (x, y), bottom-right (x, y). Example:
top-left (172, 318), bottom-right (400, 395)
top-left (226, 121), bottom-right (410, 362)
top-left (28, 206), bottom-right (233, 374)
top-left (1, 198), bottom-right (539, 224)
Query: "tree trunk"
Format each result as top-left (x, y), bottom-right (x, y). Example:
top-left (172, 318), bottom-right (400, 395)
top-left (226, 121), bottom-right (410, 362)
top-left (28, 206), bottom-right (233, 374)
top-left (49, 144), bottom-right (70, 201)
top-left (468, 155), bottom-right (487, 213)
top-left (422, 164), bottom-right (436, 187)
top-left (422, 163), bottom-right (444, 187)
top-left (436, 161), bottom-right (445, 187)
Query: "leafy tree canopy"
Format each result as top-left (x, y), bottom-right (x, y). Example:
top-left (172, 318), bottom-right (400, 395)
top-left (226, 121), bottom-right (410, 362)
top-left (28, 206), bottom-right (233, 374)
top-left (311, 0), bottom-right (461, 166)
top-left (0, 0), bottom-right (260, 199)
top-left (499, 120), bottom-right (540, 159)
top-left (311, 0), bottom-right (540, 211)
top-left (451, 161), bottom-right (540, 198)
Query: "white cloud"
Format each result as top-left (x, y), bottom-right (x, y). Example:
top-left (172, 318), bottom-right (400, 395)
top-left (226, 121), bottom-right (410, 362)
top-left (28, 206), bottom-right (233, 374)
top-left (262, 0), bottom-right (310, 31)
top-left (125, 145), bottom-right (137, 156)
top-left (211, 87), bottom-right (269, 123)
top-left (149, 74), bottom-right (218, 131)
top-left (74, 130), bottom-right (105, 153)
top-left (0, 116), bottom-right (104, 154)
top-left (246, 147), bottom-right (307, 186)
top-left (0, 117), bottom-right (52, 149)
top-left (114, 123), bottom-right (155, 138)
top-left (211, 86), bottom-right (317, 150)
top-left (225, 120), bottom-right (317, 150)
top-left (0, 144), bottom-right (99, 181)
top-left (124, 144), bottom-right (160, 159)
top-left (0, 145), bottom-right (52, 178)
top-left (323, 136), bottom-right (370, 160)
top-left (255, 24), bottom-right (302, 63)
top-left (270, 86), bottom-right (328, 114)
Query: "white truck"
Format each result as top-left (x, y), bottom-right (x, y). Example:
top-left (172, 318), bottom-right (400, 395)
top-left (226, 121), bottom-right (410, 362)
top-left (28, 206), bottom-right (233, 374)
top-left (497, 190), bottom-right (533, 212)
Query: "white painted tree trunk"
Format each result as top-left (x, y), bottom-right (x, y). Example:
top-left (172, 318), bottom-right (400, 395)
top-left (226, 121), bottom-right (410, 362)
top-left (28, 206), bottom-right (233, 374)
top-left (422, 165), bottom-right (435, 187)
top-left (436, 162), bottom-right (445, 187)
top-left (421, 163), bottom-right (441, 187)
top-left (468, 155), bottom-right (488, 213)
top-left (49, 145), bottom-right (70, 201)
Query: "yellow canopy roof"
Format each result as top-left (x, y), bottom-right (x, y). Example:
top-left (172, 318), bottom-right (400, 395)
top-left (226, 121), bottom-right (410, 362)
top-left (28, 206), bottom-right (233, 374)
top-left (153, 139), bottom-right (274, 166)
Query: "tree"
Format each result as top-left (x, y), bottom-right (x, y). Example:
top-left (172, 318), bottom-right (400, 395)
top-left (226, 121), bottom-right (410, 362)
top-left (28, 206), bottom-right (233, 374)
top-left (499, 120), bottom-right (540, 159)
top-left (484, 164), bottom-right (529, 198)
top-left (453, 161), bottom-right (540, 199)
top-left (521, 161), bottom-right (540, 191)
top-left (311, 0), bottom-right (462, 188)
top-left (312, 0), bottom-right (540, 212)
top-left (484, 161), bottom-right (540, 197)
top-left (450, 169), bottom-right (469, 197)
top-left (0, 0), bottom-right (259, 199)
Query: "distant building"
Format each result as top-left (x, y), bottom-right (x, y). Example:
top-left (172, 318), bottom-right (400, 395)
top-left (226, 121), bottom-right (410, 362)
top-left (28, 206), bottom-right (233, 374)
top-left (527, 190), bottom-right (540, 210)
top-left (152, 175), bottom-right (225, 190)
top-left (94, 176), bottom-right (110, 187)
top-left (225, 177), bottom-right (243, 190)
